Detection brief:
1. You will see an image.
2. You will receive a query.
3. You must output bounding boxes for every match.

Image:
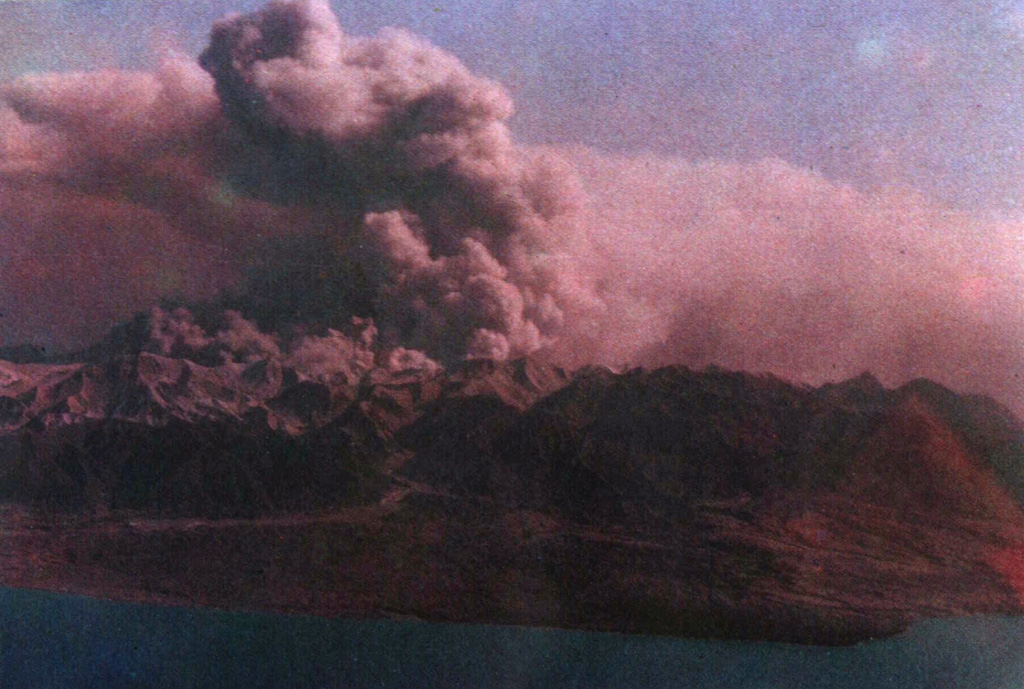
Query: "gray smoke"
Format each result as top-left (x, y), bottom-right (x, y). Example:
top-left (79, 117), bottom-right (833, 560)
top-left (197, 0), bottom-right (595, 361)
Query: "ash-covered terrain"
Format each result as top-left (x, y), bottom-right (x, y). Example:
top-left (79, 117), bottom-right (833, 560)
top-left (3, 311), bottom-right (1024, 645)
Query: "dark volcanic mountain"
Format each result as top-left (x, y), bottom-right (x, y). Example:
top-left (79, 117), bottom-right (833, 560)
top-left (3, 351), bottom-right (1024, 645)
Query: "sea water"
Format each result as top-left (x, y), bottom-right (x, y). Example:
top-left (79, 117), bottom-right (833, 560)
top-left (2, 587), bottom-right (1023, 688)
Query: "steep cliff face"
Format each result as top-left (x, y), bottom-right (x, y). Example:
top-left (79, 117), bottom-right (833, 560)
top-left (2, 353), bottom-right (1024, 644)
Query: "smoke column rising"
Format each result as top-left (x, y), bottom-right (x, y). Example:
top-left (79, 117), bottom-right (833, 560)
top-left (0, 0), bottom-right (1022, 412)
top-left (195, 0), bottom-right (595, 361)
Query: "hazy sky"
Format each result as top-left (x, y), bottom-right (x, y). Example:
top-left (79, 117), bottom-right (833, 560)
top-left (3, 0), bottom-right (1024, 212)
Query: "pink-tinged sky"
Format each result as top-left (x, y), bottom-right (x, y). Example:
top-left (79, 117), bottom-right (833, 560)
top-left (1, 0), bottom-right (1023, 413)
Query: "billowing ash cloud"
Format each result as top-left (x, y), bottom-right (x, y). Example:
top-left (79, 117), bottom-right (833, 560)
top-left (1, 0), bottom-right (1024, 414)
top-left (555, 149), bottom-right (1024, 412)
top-left (195, 0), bottom-right (593, 361)
top-left (0, 57), bottom-right (288, 348)
top-left (146, 306), bottom-right (434, 384)
top-left (0, 0), bottom-right (592, 361)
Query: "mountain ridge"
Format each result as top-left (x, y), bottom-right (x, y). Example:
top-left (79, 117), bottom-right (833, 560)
top-left (2, 350), bottom-right (1024, 644)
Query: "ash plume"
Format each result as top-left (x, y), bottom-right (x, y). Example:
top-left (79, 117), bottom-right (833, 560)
top-left (1, 0), bottom-right (1023, 414)
top-left (146, 306), bottom-right (419, 385)
top-left (196, 0), bottom-right (592, 361)
top-left (557, 150), bottom-right (1024, 412)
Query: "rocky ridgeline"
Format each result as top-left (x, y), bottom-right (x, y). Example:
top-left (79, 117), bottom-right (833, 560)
top-left (5, 350), bottom-right (1024, 643)
top-left (0, 353), bottom-right (571, 513)
top-left (2, 350), bottom-right (1023, 524)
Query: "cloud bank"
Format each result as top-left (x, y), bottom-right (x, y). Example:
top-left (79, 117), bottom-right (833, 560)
top-left (1, 0), bottom-right (1022, 412)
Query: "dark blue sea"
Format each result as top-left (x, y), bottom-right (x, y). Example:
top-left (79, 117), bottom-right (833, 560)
top-left (2, 587), bottom-right (1023, 688)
